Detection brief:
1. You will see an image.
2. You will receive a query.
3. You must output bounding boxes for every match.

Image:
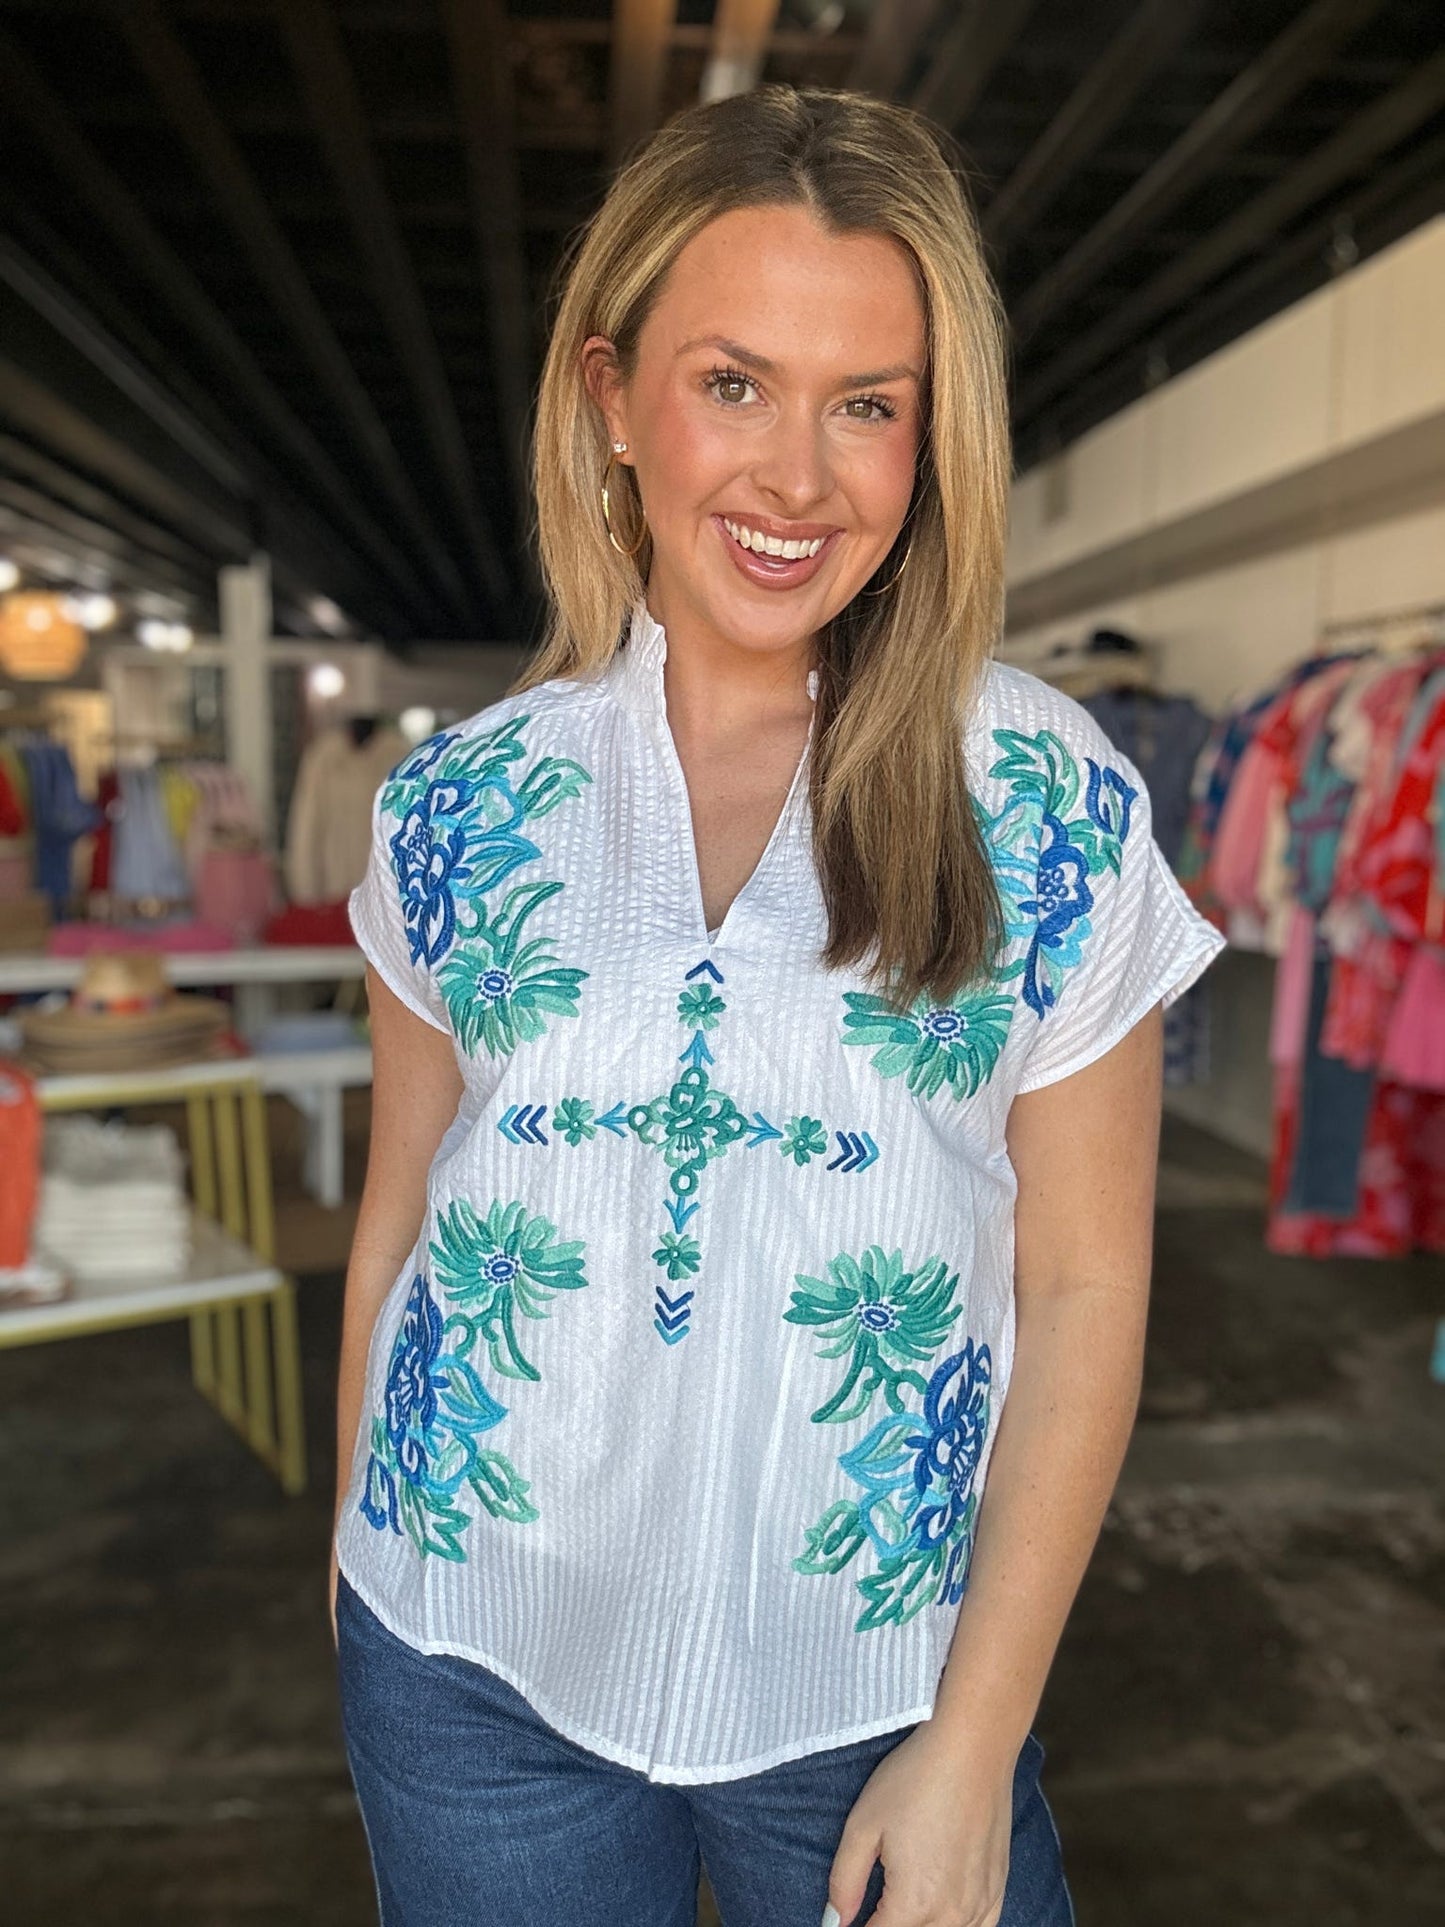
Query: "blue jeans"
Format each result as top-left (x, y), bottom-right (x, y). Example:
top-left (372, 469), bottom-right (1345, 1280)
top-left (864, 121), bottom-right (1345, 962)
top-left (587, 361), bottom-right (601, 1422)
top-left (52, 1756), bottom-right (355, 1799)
top-left (336, 1573), bottom-right (1075, 1927)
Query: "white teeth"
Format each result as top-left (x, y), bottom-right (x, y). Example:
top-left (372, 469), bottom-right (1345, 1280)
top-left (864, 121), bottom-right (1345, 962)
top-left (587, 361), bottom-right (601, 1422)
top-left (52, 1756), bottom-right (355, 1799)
top-left (722, 518), bottom-right (825, 560)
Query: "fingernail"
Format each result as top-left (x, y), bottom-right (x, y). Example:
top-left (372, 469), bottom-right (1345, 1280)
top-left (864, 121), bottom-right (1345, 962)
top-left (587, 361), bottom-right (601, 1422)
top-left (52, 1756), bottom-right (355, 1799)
top-left (821, 1908), bottom-right (841, 1927)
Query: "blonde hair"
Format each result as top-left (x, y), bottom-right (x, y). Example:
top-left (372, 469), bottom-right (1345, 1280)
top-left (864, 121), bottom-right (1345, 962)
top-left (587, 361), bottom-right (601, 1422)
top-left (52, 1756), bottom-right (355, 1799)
top-left (521, 84), bottom-right (1009, 1008)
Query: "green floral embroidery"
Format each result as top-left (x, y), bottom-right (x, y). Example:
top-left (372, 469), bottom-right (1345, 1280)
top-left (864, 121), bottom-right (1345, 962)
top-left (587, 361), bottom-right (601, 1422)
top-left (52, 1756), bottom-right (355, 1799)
top-left (840, 725), bottom-right (1138, 1100)
top-left (383, 714), bottom-right (592, 1059)
top-left (358, 1199), bottom-right (591, 1562)
top-left (788, 1243), bottom-right (992, 1632)
top-left (785, 1246), bottom-right (960, 1423)
top-left (628, 1069), bottom-right (748, 1188)
top-left (677, 984), bottom-right (726, 1030)
top-left (841, 993), bottom-right (1014, 1100)
top-left (555, 1097), bottom-right (597, 1145)
top-left (652, 1232), bottom-right (702, 1280)
top-left (780, 1114), bottom-right (828, 1166)
top-left (429, 1198), bottom-right (588, 1383)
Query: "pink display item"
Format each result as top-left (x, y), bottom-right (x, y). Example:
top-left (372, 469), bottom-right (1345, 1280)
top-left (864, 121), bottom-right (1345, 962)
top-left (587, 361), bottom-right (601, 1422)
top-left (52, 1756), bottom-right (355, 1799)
top-left (1208, 726), bottom-right (1284, 919)
top-left (46, 920), bottom-right (237, 956)
top-left (194, 847), bottom-right (278, 945)
top-left (1381, 946), bottom-right (1445, 1092)
top-left (1269, 907), bottom-right (1316, 1069)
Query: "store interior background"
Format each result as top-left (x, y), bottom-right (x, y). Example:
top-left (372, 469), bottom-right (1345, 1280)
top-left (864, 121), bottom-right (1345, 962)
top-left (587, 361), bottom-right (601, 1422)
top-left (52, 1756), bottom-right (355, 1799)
top-left (0, 2), bottom-right (1442, 1922)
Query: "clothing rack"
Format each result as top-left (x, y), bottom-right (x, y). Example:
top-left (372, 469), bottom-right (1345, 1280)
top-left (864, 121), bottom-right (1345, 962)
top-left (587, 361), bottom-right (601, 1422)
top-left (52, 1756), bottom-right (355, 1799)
top-left (1318, 600), bottom-right (1445, 637)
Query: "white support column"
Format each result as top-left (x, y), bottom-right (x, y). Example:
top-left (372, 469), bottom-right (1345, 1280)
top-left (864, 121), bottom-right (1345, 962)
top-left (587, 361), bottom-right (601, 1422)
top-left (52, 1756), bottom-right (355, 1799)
top-left (219, 552), bottom-right (274, 846)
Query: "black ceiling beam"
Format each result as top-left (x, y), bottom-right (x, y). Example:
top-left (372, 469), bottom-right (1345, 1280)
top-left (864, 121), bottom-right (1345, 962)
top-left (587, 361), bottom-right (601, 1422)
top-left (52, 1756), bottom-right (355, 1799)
top-left (0, 26), bottom-right (441, 631)
top-left (115, 0), bottom-right (474, 628)
top-left (910, 0), bottom-right (1045, 130)
top-left (0, 208), bottom-right (420, 641)
top-left (848, 0), bottom-right (939, 101)
top-left (279, 0), bottom-right (512, 624)
top-left (983, 0), bottom-right (1206, 251)
top-left (0, 430), bottom-right (214, 580)
top-left (0, 475), bottom-right (210, 599)
top-left (444, 0), bottom-right (536, 559)
top-left (1015, 49), bottom-right (1445, 424)
top-left (1010, 0), bottom-right (1390, 348)
top-left (1015, 128), bottom-right (1445, 469)
top-left (78, 93), bottom-right (609, 152)
top-left (0, 354), bottom-right (250, 564)
top-left (0, 235), bottom-right (251, 501)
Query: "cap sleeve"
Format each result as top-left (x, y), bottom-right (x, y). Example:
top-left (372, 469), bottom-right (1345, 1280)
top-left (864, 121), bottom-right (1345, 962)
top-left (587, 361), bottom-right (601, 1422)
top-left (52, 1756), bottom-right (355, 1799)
top-left (348, 771), bottom-right (451, 1035)
top-left (1010, 727), bottom-right (1226, 1095)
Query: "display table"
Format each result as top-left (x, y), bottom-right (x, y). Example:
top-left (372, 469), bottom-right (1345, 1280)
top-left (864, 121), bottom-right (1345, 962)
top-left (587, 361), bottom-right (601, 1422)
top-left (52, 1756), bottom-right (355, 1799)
top-left (0, 953), bottom-right (376, 1207)
top-left (255, 1043), bottom-right (373, 1208)
top-left (0, 945), bottom-right (365, 1035)
top-left (4, 1060), bottom-right (307, 1496)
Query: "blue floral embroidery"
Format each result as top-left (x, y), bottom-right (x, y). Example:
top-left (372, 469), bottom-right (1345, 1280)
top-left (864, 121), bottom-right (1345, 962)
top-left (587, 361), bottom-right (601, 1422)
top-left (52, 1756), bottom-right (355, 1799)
top-left (380, 714), bottom-right (591, 1056)
top-left (358, 1202), bottom-right (590, 1561)
top-left (987, 728), bottom-right (1136, 1021)
top-left (788, 1245), bottom-right (991, 1631)
top-left (843, 728), bottom-right (1137, 1093)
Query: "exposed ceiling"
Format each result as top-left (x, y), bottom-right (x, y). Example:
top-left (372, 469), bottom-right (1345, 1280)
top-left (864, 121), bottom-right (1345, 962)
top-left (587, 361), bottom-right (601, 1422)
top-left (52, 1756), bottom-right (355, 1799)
top-left (0, 0), bottom-right (1441, 645)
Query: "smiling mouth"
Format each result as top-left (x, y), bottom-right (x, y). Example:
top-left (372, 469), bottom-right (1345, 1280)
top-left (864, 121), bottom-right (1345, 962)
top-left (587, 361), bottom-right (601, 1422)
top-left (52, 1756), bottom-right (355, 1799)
top-left (720, 516), bottom-right (832, 560)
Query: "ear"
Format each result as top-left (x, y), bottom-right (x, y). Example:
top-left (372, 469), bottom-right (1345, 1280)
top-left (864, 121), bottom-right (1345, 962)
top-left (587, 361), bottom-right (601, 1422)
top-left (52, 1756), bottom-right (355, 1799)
top-left (581, 336), bottom-right (631, 459)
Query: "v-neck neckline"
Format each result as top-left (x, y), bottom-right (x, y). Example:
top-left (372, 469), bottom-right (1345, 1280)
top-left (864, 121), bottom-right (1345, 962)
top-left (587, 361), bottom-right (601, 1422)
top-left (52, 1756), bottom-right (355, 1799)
top-left (607, 600), bottom-right (817, 951)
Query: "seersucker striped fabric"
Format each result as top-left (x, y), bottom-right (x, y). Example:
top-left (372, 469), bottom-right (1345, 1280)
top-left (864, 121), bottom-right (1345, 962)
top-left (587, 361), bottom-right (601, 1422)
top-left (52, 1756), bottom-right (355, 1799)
top-left (337, 599), bottom-right (1225, 1784)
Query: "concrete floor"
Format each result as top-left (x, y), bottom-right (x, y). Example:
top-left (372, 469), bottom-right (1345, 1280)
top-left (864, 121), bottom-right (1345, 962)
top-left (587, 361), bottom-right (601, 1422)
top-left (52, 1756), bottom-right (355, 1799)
top-left (1, 1096), bottom-right (1441, 1924)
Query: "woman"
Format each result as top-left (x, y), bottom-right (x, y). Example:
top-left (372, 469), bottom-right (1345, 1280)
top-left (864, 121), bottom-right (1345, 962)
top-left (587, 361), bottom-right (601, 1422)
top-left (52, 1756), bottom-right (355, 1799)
top-left (331, 85), bottom-right (1222, 1927)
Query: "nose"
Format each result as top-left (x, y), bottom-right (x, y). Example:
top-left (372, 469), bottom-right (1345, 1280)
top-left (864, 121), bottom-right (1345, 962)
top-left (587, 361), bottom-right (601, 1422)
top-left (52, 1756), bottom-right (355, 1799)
top-left (750, 405), bottom-right (834, 515)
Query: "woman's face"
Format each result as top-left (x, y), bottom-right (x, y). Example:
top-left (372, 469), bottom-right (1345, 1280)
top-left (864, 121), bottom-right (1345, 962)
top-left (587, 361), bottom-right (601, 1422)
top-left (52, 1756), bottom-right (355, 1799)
top-left (585, 203), bottom-right (926, 663)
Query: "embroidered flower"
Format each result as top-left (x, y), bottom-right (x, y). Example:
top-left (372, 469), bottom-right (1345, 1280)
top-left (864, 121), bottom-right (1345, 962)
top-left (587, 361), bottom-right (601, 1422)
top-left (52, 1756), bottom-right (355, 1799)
top-left (1026, 812), bottom-right (1094, 943)
top-left (359, 1450), bottom-right (399, 1534)
top-left (785, 1245), bottom-right (960, 1423)
top-left (841, 989), bottom-right (1014, 1101)
top-left (677, 984), bottom-right (726, 1030)
top-left (629, 1066), bottom-right (747, 1188)
top-left (652, 1232), bottom-right (702, 1280)
top-left (438, 884), bottom-right (588, 1059)
top-left (382, 1274), bottom-right (447, 1484)
top-left (429, 1198), bottom-right (589, 1382)
top-left (1085, 759), bottom-right (1137, 842)
top-left (555, 1097), bottom-right (597, 1146)
top-left (393, 729), bottom-right (463, 785)
top-left (902, 1339), bottom-right (993, 1601)
top-left (390, 783), bottom-right (477, 968)
top-left (780, 1114), bottom-right (828, 1166)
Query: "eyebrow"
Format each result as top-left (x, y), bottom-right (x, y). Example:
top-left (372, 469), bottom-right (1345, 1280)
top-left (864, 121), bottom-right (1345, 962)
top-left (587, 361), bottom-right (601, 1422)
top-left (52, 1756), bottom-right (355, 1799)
top-left (677, 334), bottom-right (920, 388)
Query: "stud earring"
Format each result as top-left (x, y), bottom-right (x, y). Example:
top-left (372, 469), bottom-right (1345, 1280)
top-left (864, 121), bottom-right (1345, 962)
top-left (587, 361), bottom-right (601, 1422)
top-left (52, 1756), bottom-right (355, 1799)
top-left (612, 440), bottom-right (627, 454)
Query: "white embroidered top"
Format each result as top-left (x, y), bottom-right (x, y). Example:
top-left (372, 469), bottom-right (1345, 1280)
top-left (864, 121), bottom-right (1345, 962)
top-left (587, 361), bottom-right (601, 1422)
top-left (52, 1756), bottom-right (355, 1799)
top-left (337, 600), bottom-right (1224, 1784)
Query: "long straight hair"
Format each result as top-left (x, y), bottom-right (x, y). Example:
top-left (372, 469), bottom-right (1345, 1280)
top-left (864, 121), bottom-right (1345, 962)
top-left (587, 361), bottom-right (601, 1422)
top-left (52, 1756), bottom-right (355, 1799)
top-left (521, 85), bottom-right (1009, 1010)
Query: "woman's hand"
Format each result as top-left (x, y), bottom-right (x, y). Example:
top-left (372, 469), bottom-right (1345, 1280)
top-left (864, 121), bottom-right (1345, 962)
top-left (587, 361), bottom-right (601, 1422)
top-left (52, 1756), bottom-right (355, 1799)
top-left (823, 1721), bottom-right (1015, 1927)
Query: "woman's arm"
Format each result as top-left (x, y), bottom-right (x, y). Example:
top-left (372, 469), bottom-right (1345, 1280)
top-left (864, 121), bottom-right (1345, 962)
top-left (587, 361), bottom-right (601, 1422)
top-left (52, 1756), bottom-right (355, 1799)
top-left (329, 964), bottom-right (464, 1637)
top-left (825, 1006), bottom-right (1162, 1927)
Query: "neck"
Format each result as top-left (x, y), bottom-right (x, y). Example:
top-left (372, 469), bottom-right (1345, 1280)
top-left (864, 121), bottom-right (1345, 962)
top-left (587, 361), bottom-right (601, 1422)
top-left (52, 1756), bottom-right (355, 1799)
top-left (643, 572), bottom-right (816, 737)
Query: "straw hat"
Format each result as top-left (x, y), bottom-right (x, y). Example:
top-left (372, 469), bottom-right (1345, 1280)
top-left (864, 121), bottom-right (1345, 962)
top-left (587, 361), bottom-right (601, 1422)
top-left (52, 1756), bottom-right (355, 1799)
top-left (18, 950), bottom-right (231, 1073)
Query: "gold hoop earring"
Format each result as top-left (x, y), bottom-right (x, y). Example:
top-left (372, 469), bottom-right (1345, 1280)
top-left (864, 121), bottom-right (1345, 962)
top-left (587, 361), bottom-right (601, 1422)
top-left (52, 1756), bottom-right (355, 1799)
top-left (600, 451), bottom-right (648, 559)
top-left (863, 539), bottom-right (911, 596)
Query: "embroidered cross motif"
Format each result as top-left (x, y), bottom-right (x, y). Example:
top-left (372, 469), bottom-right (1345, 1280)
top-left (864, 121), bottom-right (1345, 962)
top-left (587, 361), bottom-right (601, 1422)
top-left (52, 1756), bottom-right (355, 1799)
top-left (496, 957), bottom-right (881, 1344)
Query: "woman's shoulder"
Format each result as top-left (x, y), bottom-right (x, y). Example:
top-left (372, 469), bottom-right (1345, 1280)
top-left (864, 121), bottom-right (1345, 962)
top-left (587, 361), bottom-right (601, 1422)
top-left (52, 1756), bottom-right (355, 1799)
top-left (380, 671), bottom-right (607, 796)
top-left (967, 659), bottom-right (1137, 786)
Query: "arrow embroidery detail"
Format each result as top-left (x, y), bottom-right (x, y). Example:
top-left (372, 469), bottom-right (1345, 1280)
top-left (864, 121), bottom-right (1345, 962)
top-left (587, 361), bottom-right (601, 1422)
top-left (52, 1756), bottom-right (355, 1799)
top-left (496, 960), bottom-right (878, 1345)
